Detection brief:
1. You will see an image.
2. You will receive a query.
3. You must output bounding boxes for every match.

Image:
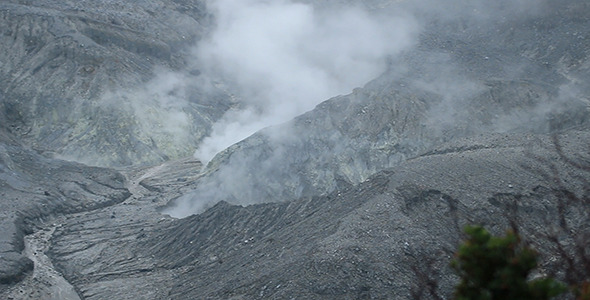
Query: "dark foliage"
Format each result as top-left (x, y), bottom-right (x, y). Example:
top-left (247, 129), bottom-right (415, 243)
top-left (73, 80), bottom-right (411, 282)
top-left (451, 225), bottom-right (566, 300)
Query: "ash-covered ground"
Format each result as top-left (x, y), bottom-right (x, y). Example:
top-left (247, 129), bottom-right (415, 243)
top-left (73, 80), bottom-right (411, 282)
top-left (1, 0), bottom-right (589, 299)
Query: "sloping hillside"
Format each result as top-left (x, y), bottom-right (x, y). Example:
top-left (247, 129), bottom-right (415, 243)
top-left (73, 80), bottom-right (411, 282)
top-left (0, 0), bottom-right (589, 299)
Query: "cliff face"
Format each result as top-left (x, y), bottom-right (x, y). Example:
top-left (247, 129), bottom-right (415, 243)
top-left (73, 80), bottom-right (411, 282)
top-left (0, 0), bottom-right (589, 299)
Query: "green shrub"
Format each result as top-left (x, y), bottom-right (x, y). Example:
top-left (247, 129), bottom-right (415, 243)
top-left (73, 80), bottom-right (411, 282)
top-left (451, 225), bottom-right (567, 300)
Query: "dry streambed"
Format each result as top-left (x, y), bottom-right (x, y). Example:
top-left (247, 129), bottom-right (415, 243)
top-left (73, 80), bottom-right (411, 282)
top-left (2, 157), bottom-right (202, 299)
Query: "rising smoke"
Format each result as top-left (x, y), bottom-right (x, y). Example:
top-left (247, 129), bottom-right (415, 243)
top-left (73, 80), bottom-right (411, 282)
top-left (161, 0), bottom-right (418, 217)
top-left (164, 0), bottom-right (590, 218)
top-left (192, 0), bottom-right (417, 163)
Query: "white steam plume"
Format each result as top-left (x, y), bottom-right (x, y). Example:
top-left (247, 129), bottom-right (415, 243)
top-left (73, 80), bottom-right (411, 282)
top-left (193, 0), bottom-right (417, 163)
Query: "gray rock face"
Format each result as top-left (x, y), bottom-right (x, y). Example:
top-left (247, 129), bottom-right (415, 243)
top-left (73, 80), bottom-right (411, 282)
top-left (0, 0), bottom-right (232, 167)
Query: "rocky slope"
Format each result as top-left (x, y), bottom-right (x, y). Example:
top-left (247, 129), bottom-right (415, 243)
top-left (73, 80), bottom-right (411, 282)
top-left (39, 131), bottom-right (590, 299)
top-left (0, 0), bottom-right (589, 299)
top-left (167, 0), bottom-right (590, 215)
top-left (0, 128), bottom-right (129, 288)
top-left (0, 0), bottom-right (232, 166)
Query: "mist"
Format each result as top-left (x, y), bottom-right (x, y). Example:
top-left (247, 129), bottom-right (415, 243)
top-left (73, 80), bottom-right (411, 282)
top-left (192, 0), bottom-right (417, 163)
top-left (163, 0), bottom-right (590, 218)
